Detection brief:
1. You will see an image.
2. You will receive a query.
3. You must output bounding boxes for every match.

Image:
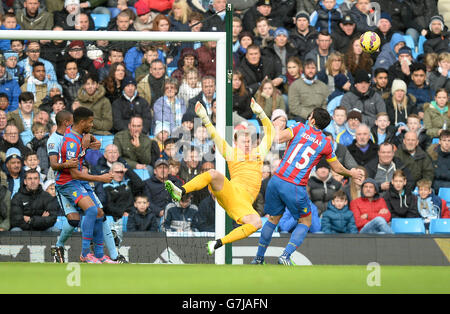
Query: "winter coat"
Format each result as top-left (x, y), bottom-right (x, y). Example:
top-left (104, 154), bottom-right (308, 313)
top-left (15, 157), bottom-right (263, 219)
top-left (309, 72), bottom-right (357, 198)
top-left (75, 84), bottom-right (113, 135)
top-left (143, 175), bottom-right (183, 217)
top-left (340, 86), bottom-right (387, 127)
top-left (428, 69), bottom-right (450, 94)
top-left (0, 24), bottom-right (21, 52)
top-left (289, 26), bottom-right (318, 61)
top-left (18, 57), bottom-right (57, 83)
top-left (404, 0), bottom-right (439, 32)
top-left (304, 47), bottom-right (335, 72)
top-left (162, 202), bottom-right (198, 232)
top-left (383, 93), bottom-right (418, 126)
top-left (394, 143), bottom-right (434, 184)
top-left (373, 33), bottom-right (406, 72)
top-left (307, 172), bottom-right (342, 216)
top-left (349, 4), bottom-right (376, 33)
top-left (91, 155), bottom-right (130, 175)
top-left (59, 73), bottom-right (84, 108)
top-left (321, 201), bottom-right (358, 234)
top-left (153, 96), bottom-right (187, 132)
top-left (278, 199), bottom-right (322, 233)
top-left (201, 7), bottom-right (225, 32)
top-left (332, 23), bottom-right (358, 54)
top-left (254, 91), bottom-right (286, 120)
top-left (394, 126), bottom-right (432, 152)
top-left (233, 90), bottom-right (253, 120)
top-left (384, 183), bottom-right (420, 218)
top-left (427, 144), bottom-right (450, 191)
top-left (334, 141), bottom-right (358, 170)
top-left (26, 134), bottom-right (50, 176)
top-left (347, 139), bottom-right (379, 167)
top-left (192, 195), bottom-right (215, 232)
top-left (238, 56), bottom-right (283, 96)
top-left (0, 185), bottom-right (11, 231)
top-left (350, 178), bottom-right (391, 231)
top-left (137, 74), bottom-right (168, 108)
top-left (261, 40), bottom-right (299, 76)
top-left (407, 82), bottom-right (434, 111)
top-left (10, 184), bottom-right (58, 231)
top-left (53, 8), bottom-right (95, 30)
top-left (370, 124), bottom-right (396, 145)
top-left (0, 72), bottom-right (22, 113)
top-left (288, 77), bottom-right (329, 120)
top-left (111, 93), bottom-right (152, 134)
top-left (113, 129), bottom-right (159, 169)
top-left (126, 208), bottom-right (159, 232)
top-left (423, 102), bottom-right (450, 138)
top-left (375, 0), bottom-right (411, 33)
top-left (310, 2), bottom-right (342, 34)
top-left (423, 31), bottom-right (450, 55)
top-left (195, 45), bottom-right (216, 78)
top-left (16, 8), bottom-right (53, 30)
top-left (365, 155), bottom-right (415, 191)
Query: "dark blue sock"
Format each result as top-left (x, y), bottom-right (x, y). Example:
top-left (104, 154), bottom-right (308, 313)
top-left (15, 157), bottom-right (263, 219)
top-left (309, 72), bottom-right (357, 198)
top-left (256, 221), bottom-right (277, 259)
top-left (81, 206), bottom-right (98, 257)
top-left (283, 223), bottom-right (309, 258)
top-left (93, 218), bottom-right (104, 258)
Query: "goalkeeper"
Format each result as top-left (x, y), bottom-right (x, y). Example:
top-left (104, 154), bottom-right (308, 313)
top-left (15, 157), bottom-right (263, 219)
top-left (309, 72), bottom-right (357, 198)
top-left (165, 99), bottom-right (275, 255)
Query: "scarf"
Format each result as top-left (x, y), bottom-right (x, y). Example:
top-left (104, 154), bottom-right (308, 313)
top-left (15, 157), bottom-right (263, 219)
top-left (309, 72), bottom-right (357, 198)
top-left (26, 75), bottom-right (51, 100)
top-left (149, 75), bottom-right (165, 104)
top-left (165, 96), bottom-right (183, 128)
top-left (430, 101), bottom-right (448, 115)
top-left (123, 90), bottom-right (137, 103)
top-left (64, 73), bottom-right (80, 84)
top-left (418, 197), bottom-right (439, 219)
top-left (301, 73), bottom-right (317, 85)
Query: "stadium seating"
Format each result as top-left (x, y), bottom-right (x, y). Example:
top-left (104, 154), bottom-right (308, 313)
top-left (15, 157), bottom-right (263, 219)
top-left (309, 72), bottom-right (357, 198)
top-left (96, 135), bottom-right (114, 153)
top-left (91, 14), bottom-right (110, 30)
top-left (438, 187), bottom-right (450, 203)
top-left (432, 138), bottom-right (440, 145)
top-left (134, 168), bottom-right (151, 181)
top-left (247, 119), bottom-right (261, 134)
top-left (417, 35), bottom-right (426, 57)
top-left (287, 120), bottom-right (297, 128)
top-left (391, 218), bottom-right (426, 234)
top-left (403, 34), bottom-right (418, 59)
top-left (429, 219), bottom-right (450, 234)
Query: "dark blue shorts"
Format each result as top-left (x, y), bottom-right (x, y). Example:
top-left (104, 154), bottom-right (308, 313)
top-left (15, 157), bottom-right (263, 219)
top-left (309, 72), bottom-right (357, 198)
top-left (56, 180), bottom-right (102, 209)
top-left (264, 175), bottom-right (311, 221)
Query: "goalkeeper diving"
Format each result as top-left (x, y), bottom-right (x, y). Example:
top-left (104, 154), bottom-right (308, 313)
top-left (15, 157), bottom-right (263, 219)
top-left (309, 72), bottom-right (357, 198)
top-left (165, 98), bottom-right (275, 255)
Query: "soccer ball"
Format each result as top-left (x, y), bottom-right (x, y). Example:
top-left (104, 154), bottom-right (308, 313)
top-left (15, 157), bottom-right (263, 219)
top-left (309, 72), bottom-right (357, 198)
top-left (359, 31), bottom-right (381, 53)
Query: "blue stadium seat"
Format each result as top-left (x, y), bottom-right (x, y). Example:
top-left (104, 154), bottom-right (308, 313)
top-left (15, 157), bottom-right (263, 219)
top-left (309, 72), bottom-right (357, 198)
top-left (91, 14), bottom-right (110, 30)
top-left (287, 120), bottom-right (297, 128)
top-left (134, 168), bottom-right (150, 181)
top-left (429, 219), bottom-right (450, 234)
top-left (403, 34), bottom-right (418, 59)
top-left (247, 119), bottom-right (261, 134)
top-left (418, 35), bottom-right (426, 56)
top-left (391, 218), bottom-right (426, 234)
top-left (96, 135), bottom-right (114, 153)
top-left (432, 138), bottom-right (439, 144)
top-left (438, 188), bottom-right (450, 203)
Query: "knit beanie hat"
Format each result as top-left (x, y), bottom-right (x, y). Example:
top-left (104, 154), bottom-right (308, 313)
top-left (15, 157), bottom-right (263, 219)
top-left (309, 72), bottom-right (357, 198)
top-left (391, 79), bottom-right (407, 94)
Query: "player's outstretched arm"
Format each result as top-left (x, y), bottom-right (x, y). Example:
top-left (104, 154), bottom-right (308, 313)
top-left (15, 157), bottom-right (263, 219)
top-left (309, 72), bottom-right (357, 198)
top-left (194, 101), bottom-right (233, 159)
top-left (328, 159), bottom-right (364, 180)
top-left (69, 168), bottom-right (113, 183)
top-left (49, 155), bottom-right (78, 171)
top-left (252, 98), bottom-right (275, 157)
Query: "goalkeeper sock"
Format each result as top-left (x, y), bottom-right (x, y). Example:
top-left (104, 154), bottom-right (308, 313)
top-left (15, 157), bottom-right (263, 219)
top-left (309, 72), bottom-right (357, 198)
top-left (56, 219), bottom-right (75, 248)
top-left (221, 223), bottom-right (258, 245)
top-left (256, 221), bottom-right (277, 258)
top-left (183, 171), bottom-right (212, 194)
top-left (282, 223), bottom-right (309, 258)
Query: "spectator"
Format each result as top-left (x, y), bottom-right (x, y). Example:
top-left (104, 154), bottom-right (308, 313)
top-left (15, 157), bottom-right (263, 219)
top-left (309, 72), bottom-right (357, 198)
top-left (21, 61), bottom-right (55, 109)
top-left (318, 52), bottom-right (352, 94)
top-left (395, 113), bottom-right (432, 152)
top-left (192, 190), bottom-right (215, 232)
top-left (4, 51), bottom-right (26, 89)
top-left (384, 79), bottom-right (419, 127)
top-left (234, 31), bottom-right (254, 67)
top-left (344, 36), bottom-right (373, 77)
top-left (25, 122), bottom-right (49, 175)
top-left (101, 62), bottom-right (128, 105)
top-left (347, 123), bottom-right (378, 167)
top-left (17, 41), bottom-right (57, 83)
top-left (231, 70), bottom-right (252, 120)
top-left (153, 77), bottom-right (187, 132)
top-left (408, 63), bottom-right (435, 113)
top-left (10, 169), bottom-right (58, 231)
top-left (326, 74), bottom-right (352, 113)
top-left (338, 0), bottom-right (356, 16)
top-left (163, 194), bottom-right (198, 232)
top-left (426, 129), bottom-right (450, 191)
top-left (195, 40), bottom-right (217, 78)
top-left (416, 179), bottom-right (450, 228)
top-left (154, 121), bottom-right (171, 153)
top-left (0, 110), bottom-right (7, 137)
top-left (177, 68), bottom-right (202, 107)
top-left (284, 56), bottom-right (302, 92)
top-left (307, 158), bottom-right (342, 216)
top-left (46, 95), bottom-right (66, 125)
top-left (278, 199), bottom-right (322, 233)
top-left (384, 169), bottom-right (420, 218)
top-left (58, 60), bottom-right (84, 108)
top-left (170, 48), bottom-right (199, 85)
top-left (423, 88), bottom-right (450, 139)
top-left (2, 148), bottom-right (25, 198)
top-left (192, 124), bottom-right (213, 161)
top-left (325, 105), bottom-right (347, 140)
top-left (126, 194), bottom-right (160, 232)
top-left (10, 40), bottom-right (26, 62)
top-left (349, 0), bottom-right (376, 33)
top-left (135, 45), bottom-right (163, 83)
top-left (22, 150), bottom-right (46, 183)
top-left (305, 30), bottom-right (334, 72)
top-left (133, 0), bottom-right (158, 31)
top-left (144, 158), bottom-right (183, 218)
top-left (0, 62), bottom-right (21, 113)
top-left (92, 143), bottom-right (130, 175)
top-left (254, 78), bottom-right (286, 120)
top-left (111, 76), bottom-right (152, 134)
top-left (74, 73), bottom-right (113, 135)
top-left (237, 44), bottom-right (283, 95)
top-left (288, 58), bottom-right (329, 122)
top-left (171, 111), bottom-right (195, 157)
top-left (343, 164), bottom-right (368, 202)
top-left (7, 91), bottom-right (37, 139)
top-left (375, 12), bottom-right (394, 49)
top-left (16, 0), bottom-right (54, 30)
top-left (253, 16), bottom-right (276, 48)
top-left (114, 116), bottom-right (159, 171)
top-left (179, 145), bottom-right (202, 183)
top-left (270, 109), bottom-right (288, 156)
top-left (365, 142), bottom-right (415, 192)
top-left (187, 75), bottom-right (215, 116)
top-left (0, 13), bottom-right (21, 53)
top-left (335, 109), bottom-right (361, 147)
top-left (428, 52), bottom-right (450, 93)
top-left (370, 112), bottom-right (396, 145)
top-left (340, 69), bottom-right (387, 127)
top-left (332, 13), bottom-right (357, 54)
top-left (323, 130), bottom-right (358, 170)
top-left (53, 0), bottom-right (95, 30)
top-left (137, 59), bottom-right (167, 109)
top-left (99, 47), bottom-right (131, 82)
top-left (373, 33), bottom-right (406, 72)
top-left (372, 67), bottom-right (390, 96)
top-left (242, 0), bottom-right (277, 34)
top-left (0, 184), bottom-right (11, 231)
top-left (395, 131), bottom-right (434, 186)
top-left (289, 11), bottom-right (318, 61)
top-left (321, 190), bottom-right (358, 234)
top-left (96, 161), bottom-right (145, 239)
top-left (423, 15), bottom-right (450, 55)
top-left (424, 52), bottom-right (439, 84)
top-left (201, 0), bottom-right (226, 32)
top-left (387, 46), bottom-right (414, 85)
top-left (310, 0), bottom-right (342, 35)
top-left (107, 10), bottom-right (137, 53)
top-left (350, 178), bottom-right (393, 234)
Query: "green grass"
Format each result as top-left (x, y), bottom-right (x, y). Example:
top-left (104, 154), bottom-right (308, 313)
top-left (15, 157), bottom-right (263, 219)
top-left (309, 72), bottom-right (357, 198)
top-left (0, 263), bottom-right (448, 294)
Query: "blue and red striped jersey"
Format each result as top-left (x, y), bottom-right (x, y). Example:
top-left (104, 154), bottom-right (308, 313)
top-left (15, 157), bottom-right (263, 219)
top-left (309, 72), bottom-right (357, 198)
top-left (275, 122), bottom-right (337, 186)
top-left (55, 128), bottom-right (85, 185)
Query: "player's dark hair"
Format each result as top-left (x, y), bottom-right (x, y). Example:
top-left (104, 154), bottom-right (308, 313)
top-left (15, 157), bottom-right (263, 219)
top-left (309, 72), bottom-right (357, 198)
top-left (311, 107), bottom-right (331, 130)
top-left (55, 110), bottom-right (72, 127)
top-left (73, 106), bottom-right (94, 124)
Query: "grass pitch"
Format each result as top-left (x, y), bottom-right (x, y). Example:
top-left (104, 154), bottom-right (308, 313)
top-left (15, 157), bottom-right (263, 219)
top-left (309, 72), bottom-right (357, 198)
top-left (1, 263), bottom-right (448, 294)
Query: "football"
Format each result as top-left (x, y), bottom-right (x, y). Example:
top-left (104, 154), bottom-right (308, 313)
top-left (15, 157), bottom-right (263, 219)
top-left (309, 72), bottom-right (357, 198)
top-left (360, 31), bottom-right (381, 53)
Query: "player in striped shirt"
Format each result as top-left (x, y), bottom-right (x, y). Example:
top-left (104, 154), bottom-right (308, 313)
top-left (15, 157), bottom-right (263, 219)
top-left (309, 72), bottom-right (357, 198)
top-left (252, 107), bottom-right (364, 265)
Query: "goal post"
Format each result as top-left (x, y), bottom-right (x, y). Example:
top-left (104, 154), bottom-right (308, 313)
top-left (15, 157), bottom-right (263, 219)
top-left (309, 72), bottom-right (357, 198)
top-left (0, 21), bottom-right (230, 264)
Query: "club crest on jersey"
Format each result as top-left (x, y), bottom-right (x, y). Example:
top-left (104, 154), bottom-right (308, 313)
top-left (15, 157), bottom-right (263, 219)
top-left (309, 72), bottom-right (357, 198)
top-left (301, 133), bottom-right (321, 146)
top-left (72, 191), bottom-right (77, 197)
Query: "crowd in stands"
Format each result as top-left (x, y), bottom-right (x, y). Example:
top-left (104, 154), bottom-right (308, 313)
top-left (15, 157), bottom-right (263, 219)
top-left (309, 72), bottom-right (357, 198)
top-left (0, 0), bottom-right (450, 237)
